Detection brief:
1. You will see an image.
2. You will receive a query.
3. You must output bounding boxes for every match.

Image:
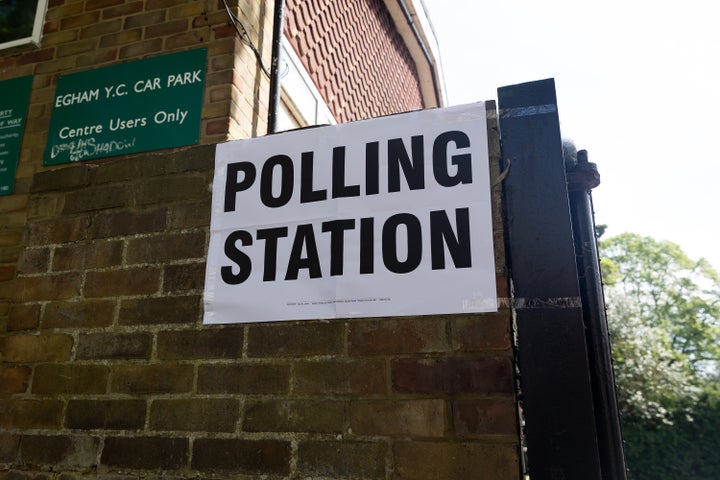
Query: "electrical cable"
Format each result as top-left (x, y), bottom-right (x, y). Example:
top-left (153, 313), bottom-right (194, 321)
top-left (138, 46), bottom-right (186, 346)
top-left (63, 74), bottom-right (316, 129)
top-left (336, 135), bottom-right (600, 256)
top-left (221, 0), bottom-right (271, 77)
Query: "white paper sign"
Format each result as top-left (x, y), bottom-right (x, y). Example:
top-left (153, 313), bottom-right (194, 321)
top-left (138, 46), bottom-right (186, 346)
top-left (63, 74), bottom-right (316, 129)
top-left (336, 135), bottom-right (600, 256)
top-left (204, 103), bottom-right (497, 324)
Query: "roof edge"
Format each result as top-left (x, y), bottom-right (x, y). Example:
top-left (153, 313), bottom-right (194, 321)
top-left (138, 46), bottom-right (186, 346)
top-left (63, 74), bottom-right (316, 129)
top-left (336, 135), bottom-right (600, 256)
top-left (383, 0), bottom-right (447, 109)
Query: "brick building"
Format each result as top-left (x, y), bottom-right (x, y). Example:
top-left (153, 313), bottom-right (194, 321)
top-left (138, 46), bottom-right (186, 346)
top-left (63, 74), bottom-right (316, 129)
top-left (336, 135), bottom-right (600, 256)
top-left (0, 1), bottom-right (522, 479)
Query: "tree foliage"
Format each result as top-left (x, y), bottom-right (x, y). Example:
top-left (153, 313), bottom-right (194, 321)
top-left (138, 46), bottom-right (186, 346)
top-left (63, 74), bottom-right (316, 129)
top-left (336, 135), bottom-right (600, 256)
top-left (600, 233), bottom-right (720, 479)
top-left (602, 233), bottom-right (720, 381)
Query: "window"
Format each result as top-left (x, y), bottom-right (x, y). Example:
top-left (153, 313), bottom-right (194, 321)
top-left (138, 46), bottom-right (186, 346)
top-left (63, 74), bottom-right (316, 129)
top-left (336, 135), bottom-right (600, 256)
top-left (276, 37), bottom-right (335, 132)
top-left (0, 0), bottom-right (48, 51)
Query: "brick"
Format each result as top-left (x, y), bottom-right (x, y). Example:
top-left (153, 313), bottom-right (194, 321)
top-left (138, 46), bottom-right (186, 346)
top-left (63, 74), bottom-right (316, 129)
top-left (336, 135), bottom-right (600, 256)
top-left (453, 399), bottom-right (518, 436)
top-left (16, 247), bottom-right (50, 274)
top-left (451, 313), bottom-right (512, 352)
top-left (0, 366), bottom-right (31, 394)
top-left (102, 1), bottom-right (144, 19)
top-left (135, 175), bottom-right (209, 205)
top-left (60, 12), bottom-right (101, 29)
top-left (119, 295), bottom-right (200, 325)
top-left (0, 334), bottom-right (73, 362)
top-left (42, 299), bottom-right (115, 329)
top-left (168, 2), bottom-right (206, 19)
top-left (12, 273), bottom-right (81, 301)
top-left (56, 38), bottom-right (99, 57)
top-left (0, 400), bottom-right (63, 429)
top-left (91, 208), bottom-right (166, 238)
top-left (163, 262), bottom-right (206, 292)
top-left (118, 38), bottom-right (163, 59)
top-left (0, 470), bottom-right (53, 480)
top-left (63, 185), bottom-right (127, 214)
top-left (52, 244), bottom-right (85, 271)
top-left (149, 398), bottom-right (239, 432)
top-left (0, 197), bottom-right (24, 216)
top-left (205, 118), bottom-right (229, 136)
top-left (85, 267), bottom-right (160, 297)
top-left (243, 399), bottom-right (344, 433)
top-left (7, 303), bottom-right (40, 331)
top-left (16, 48), bottom-right (55, 66)
top-left (191, 438), bottom-right (290, 474)
top-left (0, 434), bottom-right (20, 463)
top-left (297, 441), bottom-right (386, 479)
top-left (23, 217), bottom-right (89, 245)
top-left (111, 364), bottom-right (193, 394)
top-left (391, 357), bottom-right (514, 395)
top-left (0, 212), bottom-right (27, 230)
top-left (209, 85), bottom-right (231, 103)
top-left (20, 435), bottom-right (99, 468)
top-left (124, 10), bottom-right (167, 29)
top-left (26, 195), bottom-right (62, 220)
top-left (0, 283), bottom-right (11, 304)
top-left (79, 19), bottom-right (122, 39)
top-left (166, 28), bottom-right (211, 49)
top-left (99, 29), bottom-right (142, 48)
top-left (85, 239), bottom-right (124, 268)
top-left (157, 327), bottom-right (244, 360)
top-left (126, 232), bottom-right (206, 264)
top-left (203, 101), bottom-right (231, 118)
top-left (348, 317), bottom-right (449, 355)
top-left (0, 265), bottom-right (15, 281)
top-left (146, 0), bottom-right (187, 8)
top-left (40, 29), bottom-right (78, 47)
top-left (392, 442), bottom-right (520, 480)
top-left (198, 364), bottom-right (290, 394)
top-left (169, 199), bottom-right (211, 229)
top-left (76, 332), bottom-right (153, 359)
top-left (0, 230), bottom-right (22, 247)
top-left (350, 400), bottom-right (445, 437)
top-left (35, 56), bottom-right (76, 74)
top-left (166, 144), bottom-right (215, 172)
top-left (32, 364), bottom-right (109, 394)
top-left (75, 47), bottom-right (119, 67)
top-left (85, 0), bottom-right (124, 11)
top-left (90, 147), bottom-right (212, 182)
top-left (65, 400), bottom-right (146, 430)
top-left (210, 52), bottom-right (234, 71)
top-left (0, 197), bottom-right (21, 217)
top-left (146, 19), bottom-right (189, 38)
top-left (101, 436), bottom-right (188, 470)
top-left (247, 322), bottom-right (344, 357)
top-left (294, 360), bottom-right (386, 395)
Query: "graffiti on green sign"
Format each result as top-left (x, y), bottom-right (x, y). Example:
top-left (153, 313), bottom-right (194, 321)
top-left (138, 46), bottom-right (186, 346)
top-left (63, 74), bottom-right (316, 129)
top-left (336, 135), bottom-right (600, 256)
top-left (44, 48), bottom-right (207, 165)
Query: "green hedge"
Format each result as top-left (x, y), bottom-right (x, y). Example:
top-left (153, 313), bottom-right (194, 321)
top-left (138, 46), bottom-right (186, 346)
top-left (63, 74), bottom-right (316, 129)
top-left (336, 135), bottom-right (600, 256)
top-left (624, 396), bottom-right (720, 480)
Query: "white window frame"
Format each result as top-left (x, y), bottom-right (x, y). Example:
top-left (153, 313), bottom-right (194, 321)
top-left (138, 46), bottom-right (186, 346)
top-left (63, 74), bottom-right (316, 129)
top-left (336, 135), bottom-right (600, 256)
top-left (277, 36), bottom-right (336, 131)
top-left (0, 0), bottom-right (49, 51)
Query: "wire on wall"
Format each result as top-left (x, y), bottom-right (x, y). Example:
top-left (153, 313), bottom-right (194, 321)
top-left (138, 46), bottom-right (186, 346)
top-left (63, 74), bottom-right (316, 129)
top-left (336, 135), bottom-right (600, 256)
top-left (221, 0), bottom-right (271, 77)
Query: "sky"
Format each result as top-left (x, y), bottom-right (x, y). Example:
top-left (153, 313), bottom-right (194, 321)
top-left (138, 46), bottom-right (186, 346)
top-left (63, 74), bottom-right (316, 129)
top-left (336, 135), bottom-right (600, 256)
top-left (422, 0), bottom-right (720, 271)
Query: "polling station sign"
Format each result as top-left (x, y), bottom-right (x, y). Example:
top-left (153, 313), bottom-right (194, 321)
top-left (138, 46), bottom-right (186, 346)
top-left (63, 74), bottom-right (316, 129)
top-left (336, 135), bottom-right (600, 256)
top-left (204, 103), bottom-right (497, 324)
top-left (44, 48), bottom-right (206, 165)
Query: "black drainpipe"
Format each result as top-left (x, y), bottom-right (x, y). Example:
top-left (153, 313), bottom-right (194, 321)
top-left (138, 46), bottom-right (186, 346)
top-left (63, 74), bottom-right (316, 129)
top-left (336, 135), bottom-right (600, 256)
top-left (567, 150), bottom-right (628, 480)
top-left (267, 0), bottom-right (286, 134)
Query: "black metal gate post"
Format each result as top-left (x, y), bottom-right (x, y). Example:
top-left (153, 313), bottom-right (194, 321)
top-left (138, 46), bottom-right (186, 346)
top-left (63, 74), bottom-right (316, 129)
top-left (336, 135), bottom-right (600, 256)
top-left (498, 79), bottom-right (603, 480)
top-left (568, 150), bottom-right (628, 480)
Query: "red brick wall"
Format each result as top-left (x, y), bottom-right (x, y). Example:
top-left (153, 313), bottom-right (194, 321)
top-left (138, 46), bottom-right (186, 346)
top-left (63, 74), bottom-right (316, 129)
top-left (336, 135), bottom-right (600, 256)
top-left (284, 0), bottom-right (425, 123)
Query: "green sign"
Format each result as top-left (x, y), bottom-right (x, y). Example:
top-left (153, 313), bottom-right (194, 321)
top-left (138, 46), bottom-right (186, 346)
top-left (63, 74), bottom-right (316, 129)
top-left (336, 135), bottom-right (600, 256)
top-left (44, 48), bottom-right (207, 165)
top-left (0, 75), bottom-right (33, 196)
